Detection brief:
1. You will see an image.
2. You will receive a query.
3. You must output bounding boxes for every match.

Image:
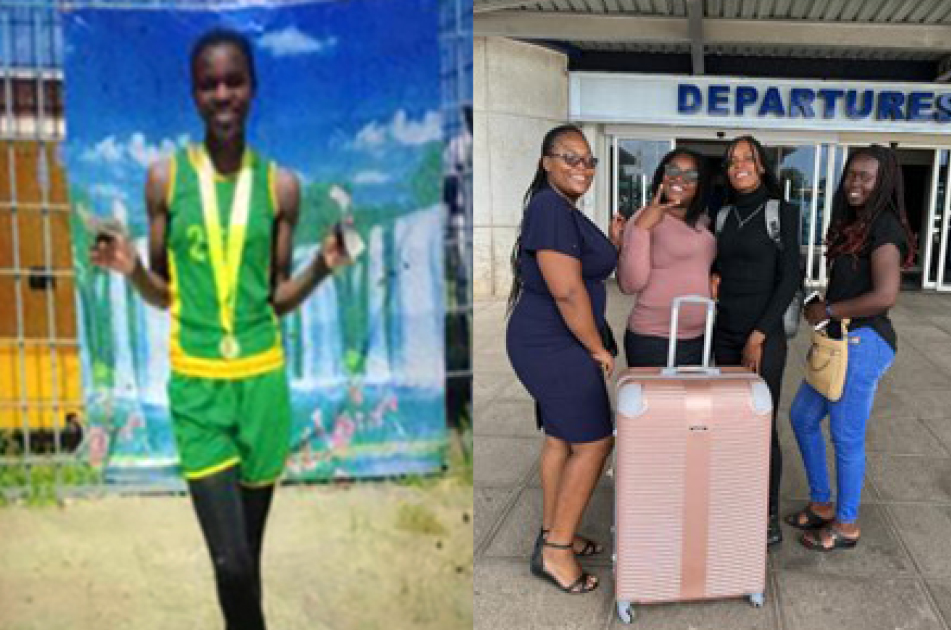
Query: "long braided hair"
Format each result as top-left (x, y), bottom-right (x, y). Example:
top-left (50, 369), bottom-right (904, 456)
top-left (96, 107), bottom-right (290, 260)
top-left (505, 124), bottom-right (586, 315)
top-left (825, 145), bottom-right (916, 268)
top-left (722, 135), bottom-right (782, 202)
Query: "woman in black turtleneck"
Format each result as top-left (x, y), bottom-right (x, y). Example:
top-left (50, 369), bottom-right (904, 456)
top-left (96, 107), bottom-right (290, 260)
top-left (713, 135), bottom-right (802, 547)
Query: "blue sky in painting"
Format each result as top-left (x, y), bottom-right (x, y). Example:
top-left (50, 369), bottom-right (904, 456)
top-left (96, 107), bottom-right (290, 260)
top-left (63, 0), bottom-right (439, 222)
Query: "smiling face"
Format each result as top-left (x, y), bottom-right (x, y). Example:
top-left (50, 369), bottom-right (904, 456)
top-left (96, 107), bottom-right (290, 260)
top-left (542, 132), bottom-right (596, 201)
top-left (662, 153), bottom-right (699, 207)
top-left (192, 42), bottom-right (254, 145)
top-left (725, 140), bottom-right (765, 194)
top-left (844, 154), bottom-right (880, 209)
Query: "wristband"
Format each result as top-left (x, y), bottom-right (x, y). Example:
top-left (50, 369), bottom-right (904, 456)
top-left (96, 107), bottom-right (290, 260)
top-left (825, 302), bottom-right (834, 320)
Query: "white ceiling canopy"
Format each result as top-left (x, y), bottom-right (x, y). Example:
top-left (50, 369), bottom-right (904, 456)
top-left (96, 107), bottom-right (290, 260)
top-left (474, 0), bottom-right (951, 77)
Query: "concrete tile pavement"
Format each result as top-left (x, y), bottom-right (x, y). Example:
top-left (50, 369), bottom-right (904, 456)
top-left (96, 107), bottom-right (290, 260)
top-left (474, 281), bottom-right (951, 630)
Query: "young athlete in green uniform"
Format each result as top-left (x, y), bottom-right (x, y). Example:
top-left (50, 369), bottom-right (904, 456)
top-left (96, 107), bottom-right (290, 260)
top-left (90, 29), bottom-right (349, 630)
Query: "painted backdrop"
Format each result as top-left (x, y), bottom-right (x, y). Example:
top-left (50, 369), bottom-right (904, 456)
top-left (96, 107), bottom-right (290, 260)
top-left (63, 0), bottom-right (445, 486)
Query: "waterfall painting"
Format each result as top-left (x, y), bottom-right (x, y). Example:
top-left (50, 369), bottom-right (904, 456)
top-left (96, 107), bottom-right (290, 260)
top-left (62, 0), bottom-right (445, 486)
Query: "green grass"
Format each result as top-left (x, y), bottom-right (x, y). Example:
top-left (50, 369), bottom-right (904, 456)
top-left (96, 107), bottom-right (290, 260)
top-left (0, 462), bottom-right (102, 507)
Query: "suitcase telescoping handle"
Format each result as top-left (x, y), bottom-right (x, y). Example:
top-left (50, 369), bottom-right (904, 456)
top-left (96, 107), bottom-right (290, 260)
top-left (663, 295), bottom-right (719, 376)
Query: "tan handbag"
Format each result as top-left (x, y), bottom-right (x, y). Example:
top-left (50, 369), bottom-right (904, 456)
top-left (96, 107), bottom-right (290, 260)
top-left (804, 319), bottom-right (850, 402)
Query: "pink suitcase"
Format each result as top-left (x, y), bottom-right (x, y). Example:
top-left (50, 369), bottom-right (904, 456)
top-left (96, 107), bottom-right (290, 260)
top-left (613, 295), bottom-right (772, 623)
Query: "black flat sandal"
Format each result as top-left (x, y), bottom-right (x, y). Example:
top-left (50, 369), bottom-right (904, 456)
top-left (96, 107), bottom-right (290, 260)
top-left (539, 528), bottom-right (604, 557)
top-left (784, 505), bottom-right (835, 531)
top-left (531, 540), bottom-right (599, 594)
top-left (801, 525), bottom-right (859, 552)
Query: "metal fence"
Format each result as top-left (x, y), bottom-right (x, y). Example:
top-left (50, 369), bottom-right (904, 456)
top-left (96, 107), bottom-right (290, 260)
top-left (0, 0), bottom-right (473, 500)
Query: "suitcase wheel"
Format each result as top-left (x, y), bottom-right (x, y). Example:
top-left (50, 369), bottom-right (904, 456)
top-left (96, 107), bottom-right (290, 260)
top-left (749, 592), bottom-right (765, 608)
top-left (617, 601), bottom-right (634, 624)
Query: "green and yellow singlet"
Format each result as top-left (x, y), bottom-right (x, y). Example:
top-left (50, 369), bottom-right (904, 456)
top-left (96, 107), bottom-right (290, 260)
top-left (165, 144), bottom-right (284, 379)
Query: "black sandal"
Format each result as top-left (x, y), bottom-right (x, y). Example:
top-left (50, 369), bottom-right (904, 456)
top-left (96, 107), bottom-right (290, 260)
top-left (530, 540), bottom-right (599, 594)
top-left (539, 528), bottom-right (604, 557)
top-left (801, 525), bottom-right (859, 552)
top-left (784, 505), bottom-right (834, 531)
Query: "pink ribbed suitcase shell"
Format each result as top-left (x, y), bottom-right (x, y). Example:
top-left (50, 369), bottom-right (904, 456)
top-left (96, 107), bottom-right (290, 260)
top-left (613, 296), bottom-right (772, 623)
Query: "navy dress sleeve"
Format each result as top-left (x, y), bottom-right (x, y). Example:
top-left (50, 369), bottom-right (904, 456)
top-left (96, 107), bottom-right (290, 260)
top-left (521, 189), bottom-right (582, 259)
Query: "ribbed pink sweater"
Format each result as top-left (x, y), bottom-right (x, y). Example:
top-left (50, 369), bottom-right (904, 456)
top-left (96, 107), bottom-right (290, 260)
top-left (616, 209), bottom-right (716, 339)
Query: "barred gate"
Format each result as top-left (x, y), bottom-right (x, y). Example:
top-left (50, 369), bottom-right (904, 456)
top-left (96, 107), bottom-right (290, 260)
top-left (0, 1), bottom-right (87, 502)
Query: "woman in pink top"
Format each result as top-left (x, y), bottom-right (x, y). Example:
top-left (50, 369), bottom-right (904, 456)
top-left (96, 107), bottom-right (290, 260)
top-left (615, 149), bottom-right (716, 367)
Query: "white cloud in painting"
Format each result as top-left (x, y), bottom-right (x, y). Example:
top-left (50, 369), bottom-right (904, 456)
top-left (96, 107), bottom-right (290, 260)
top-left (81, 133), bottom-right (185, 169)
top-left (128, 133), bottom-right (179, 169)
top-left (352, 110), bottom-right (442, 152)
top-left (258, 27), bottom-right (337, 57)
top-left (390, 110), bottom-right (441, 146)
top-left (352, 170), bottom-right (390, 185)
top-left (90, 183), bottom-right (128, 201)
top-left (354, 122), bottom-right (387, 150)
top-left (82, 136), bottom-right (124, 163)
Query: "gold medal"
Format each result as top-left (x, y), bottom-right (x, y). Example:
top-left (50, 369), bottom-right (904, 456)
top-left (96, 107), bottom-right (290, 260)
top-left (193, 145), bottom-right (253, 364)
top-left (220, 335), bottom-right (240, 360)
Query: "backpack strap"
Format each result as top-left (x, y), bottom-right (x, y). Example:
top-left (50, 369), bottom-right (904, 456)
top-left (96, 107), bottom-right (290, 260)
top-left (765, 199), bottom-right (782, 250)
top-left (715, 205), bottom-right (732, 236)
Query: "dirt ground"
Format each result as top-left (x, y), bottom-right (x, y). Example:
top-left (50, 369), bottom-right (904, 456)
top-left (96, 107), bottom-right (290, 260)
top-left (0, 478), bottom-right (472, 630)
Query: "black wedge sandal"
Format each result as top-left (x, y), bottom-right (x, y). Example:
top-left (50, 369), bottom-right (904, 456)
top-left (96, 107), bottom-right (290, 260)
top-left (530, 540), bottom-right (599, 594)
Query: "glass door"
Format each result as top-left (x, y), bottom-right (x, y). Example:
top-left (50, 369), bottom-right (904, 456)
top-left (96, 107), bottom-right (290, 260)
top-left (923, 150), bottom-right (950, 289)
top-left (612, 138), bottom-right (674, 219)
top-left (771, 144), bottom-right (822, 287)
top-left (761, 142), bottom-right (843, 288)
top-left (935, 150), bottom-right (951, 291)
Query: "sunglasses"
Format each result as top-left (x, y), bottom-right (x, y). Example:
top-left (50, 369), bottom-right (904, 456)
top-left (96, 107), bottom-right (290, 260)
top-left (664, 164), bottom-right (699, 182)
top-left (549, 153), bottom-right (599, 169)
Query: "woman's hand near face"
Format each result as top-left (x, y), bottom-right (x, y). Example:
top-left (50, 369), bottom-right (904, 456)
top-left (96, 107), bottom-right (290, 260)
top-left (634, 183), bottom-right (679, 231)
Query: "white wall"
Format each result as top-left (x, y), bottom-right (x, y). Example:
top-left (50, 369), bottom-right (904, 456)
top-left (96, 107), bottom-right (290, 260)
top-left (474, 37), bottom-right (569, 298)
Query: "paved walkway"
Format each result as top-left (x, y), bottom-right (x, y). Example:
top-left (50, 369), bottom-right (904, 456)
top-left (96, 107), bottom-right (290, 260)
top-left (475, 282), bottom-right (951, 630)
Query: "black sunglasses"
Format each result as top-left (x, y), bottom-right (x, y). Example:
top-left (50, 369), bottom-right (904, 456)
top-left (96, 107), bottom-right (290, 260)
top-left (549, 153), bottom-right (599, 169)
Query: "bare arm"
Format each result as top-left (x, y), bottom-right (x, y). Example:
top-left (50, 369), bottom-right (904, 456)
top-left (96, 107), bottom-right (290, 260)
top-left (270, 169), bottom-right (349, 316)
top-left (537, 249), bottom-right (613, 375)
top-left (134, 161), bottom-right (173, 309)
top-left (806, 243), bottom-right (901, 324)
top-left (615, 211), bottom-right (653, 294)
top-left (90, 160), bottom-right (171, 309)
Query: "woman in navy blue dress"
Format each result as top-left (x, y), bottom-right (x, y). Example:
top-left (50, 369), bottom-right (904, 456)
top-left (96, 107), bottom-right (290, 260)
top-left (506, 125), bottom-right (618, 594)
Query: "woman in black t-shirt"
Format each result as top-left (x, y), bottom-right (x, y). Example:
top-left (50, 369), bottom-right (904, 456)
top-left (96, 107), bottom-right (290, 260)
top-left (785, 145), bottom-right (915, 552)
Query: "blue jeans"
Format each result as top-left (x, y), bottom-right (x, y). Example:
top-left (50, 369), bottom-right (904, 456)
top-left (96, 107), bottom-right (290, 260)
top-left (790, 326), bottom-right (895, 524)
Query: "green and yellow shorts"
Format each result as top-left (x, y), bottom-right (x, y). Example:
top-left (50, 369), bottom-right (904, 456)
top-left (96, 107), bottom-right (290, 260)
top-left (168, 367), bottom-right (292, 486)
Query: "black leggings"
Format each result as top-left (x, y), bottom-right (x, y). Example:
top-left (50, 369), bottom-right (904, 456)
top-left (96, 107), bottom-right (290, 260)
top-left (188, 467), bottom-right (275, 630)
top-left (713, 327), bottom-right (787, 517)
top-left (623, 329), bottom-right (705, 368)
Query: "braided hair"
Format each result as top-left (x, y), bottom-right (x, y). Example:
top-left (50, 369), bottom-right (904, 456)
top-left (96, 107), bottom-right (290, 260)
top-left (649, 148), bottom-right (709, 229)
top-left (722, 135), bottom-right (782, 202)
top-left (505, 124), bottom-right (586, 316)
top-left (825, 145), bottom-right (916, 268)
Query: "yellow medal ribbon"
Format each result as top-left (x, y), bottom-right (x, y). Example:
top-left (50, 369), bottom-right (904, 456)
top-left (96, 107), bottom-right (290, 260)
top-left (192, 145), bottom-right (253, 360)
